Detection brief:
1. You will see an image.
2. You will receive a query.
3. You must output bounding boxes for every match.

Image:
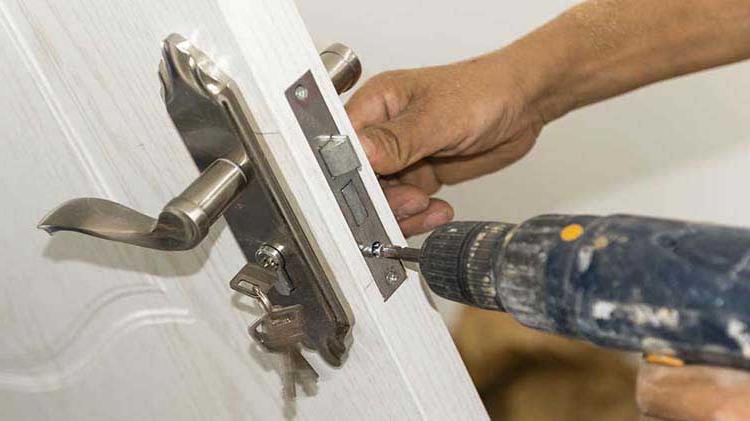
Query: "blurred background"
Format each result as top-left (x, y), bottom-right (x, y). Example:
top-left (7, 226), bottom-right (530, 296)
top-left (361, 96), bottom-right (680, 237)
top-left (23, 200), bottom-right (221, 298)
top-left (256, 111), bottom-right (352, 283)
top-left (298, 1), bottom-right (750, 419)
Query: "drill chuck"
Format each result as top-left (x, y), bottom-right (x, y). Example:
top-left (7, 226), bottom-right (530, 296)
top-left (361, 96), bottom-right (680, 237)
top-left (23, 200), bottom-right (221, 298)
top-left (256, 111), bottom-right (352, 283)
top-left (419, 221), bottom-right (515, 311)
top-left (418, 214), bottom-right (750, 369)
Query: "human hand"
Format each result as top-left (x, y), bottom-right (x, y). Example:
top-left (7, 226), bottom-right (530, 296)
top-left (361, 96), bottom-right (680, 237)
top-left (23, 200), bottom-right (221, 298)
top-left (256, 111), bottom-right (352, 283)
top-left (637, 362), bottom-right (750, 420)
top-left (346, 54), bottom-right (545, 237)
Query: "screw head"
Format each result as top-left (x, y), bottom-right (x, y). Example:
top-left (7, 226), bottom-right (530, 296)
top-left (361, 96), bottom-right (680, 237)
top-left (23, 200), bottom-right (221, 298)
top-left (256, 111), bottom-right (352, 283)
top-left (385, 269), bottom-right (400, 285)
top-left (294, 85), bottom-right (309, 101)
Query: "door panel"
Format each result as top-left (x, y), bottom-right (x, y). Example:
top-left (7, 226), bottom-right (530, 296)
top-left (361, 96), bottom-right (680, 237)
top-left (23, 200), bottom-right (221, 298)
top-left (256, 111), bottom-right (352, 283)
top-left (0, 1), bottom-right (486, 419)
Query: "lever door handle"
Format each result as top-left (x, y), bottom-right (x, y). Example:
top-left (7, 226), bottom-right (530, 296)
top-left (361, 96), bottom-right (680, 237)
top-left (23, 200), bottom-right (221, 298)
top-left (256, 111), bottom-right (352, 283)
top-left (38, 34), bottom-right (360, 251)
top-left (39, 155), bottom-right (249, 250)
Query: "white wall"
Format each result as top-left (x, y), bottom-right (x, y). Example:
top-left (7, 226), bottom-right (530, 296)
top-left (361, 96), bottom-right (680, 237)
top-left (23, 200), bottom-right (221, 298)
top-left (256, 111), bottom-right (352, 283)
top-left (298, 0), bottom-right (750, 321)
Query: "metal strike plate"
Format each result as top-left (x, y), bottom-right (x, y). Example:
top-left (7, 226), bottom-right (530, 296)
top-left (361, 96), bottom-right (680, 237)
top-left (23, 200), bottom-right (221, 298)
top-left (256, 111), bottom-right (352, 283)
top-left (160, 35), bottom-right (351, 365)
top-left (286, 72), bottom-right (407, 300)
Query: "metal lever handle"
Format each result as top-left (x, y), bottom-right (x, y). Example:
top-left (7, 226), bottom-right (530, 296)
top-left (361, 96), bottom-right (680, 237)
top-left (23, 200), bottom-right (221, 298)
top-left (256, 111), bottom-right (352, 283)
top-left (38, 37), bottom-right (360, 251)
top-left (39, 157), bottom-right (248, 250)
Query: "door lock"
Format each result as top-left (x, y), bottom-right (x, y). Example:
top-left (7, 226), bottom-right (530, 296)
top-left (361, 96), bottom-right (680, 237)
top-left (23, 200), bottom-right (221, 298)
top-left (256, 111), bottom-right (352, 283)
top-left (37, 33), bottom-right (363, 366)
top-left (39, 37), bottom-right (360, 252)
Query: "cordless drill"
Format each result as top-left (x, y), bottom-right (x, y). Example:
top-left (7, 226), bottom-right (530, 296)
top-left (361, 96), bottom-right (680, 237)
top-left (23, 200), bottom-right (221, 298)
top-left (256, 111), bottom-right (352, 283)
top-left (366, 214), bottom-right (750, 369)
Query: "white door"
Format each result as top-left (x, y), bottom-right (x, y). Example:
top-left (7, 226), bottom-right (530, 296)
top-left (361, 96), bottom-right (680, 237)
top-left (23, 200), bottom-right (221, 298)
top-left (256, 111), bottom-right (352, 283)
top-left (0, 1), bottom-right (486, 419)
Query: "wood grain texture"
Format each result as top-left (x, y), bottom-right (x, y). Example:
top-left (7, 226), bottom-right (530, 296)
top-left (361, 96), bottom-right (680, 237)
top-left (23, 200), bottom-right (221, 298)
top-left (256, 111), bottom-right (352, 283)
top-left (0, 0), bottom-right (486, 419)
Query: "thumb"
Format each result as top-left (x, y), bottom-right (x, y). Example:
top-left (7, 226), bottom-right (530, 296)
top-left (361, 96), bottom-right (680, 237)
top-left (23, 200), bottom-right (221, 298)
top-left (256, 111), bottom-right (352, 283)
top-left (359, 111), bottom-right (435, 175)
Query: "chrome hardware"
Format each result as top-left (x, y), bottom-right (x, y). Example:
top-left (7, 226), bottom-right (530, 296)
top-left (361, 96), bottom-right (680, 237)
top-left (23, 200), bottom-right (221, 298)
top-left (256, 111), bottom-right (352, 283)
top-left (230, 267), bottom-right (318, 400)
top-left (320, 43), bottom-right (361, 94)
top-left (38, 156), bottom-right (248, 250)
top-left (38, 34), bottom-right (359, 366)
top-left (38, 41), bottom-right (363, 251)
top-left (315, 135), bottom-right (361, 178)
top-left (287, 72), bottom-right (407, 300)
top-left (255, 244), bottom-right (294, 295)
top-left (38, 34), bottom-right (256, 251)
top-left (256, 244), bottom-right (284, 270)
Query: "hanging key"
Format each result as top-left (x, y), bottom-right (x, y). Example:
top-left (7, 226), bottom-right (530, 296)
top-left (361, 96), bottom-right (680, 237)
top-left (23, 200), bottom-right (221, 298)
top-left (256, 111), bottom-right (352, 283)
top-left (230, 251), bottom-right (319, 399)
top-left (249, 303), bottom-right (318, 400)
top-left (230, 262), bottom-right (276, 299)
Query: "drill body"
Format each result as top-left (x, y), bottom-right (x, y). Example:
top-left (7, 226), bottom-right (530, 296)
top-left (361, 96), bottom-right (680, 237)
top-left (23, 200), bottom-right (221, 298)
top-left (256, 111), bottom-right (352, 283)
top-left (417, 215), bottom-right (750, 369)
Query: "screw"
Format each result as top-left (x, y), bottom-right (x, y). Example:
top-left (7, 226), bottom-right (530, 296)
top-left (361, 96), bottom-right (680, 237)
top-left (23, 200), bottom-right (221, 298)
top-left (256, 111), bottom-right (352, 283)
top-left (294, 85), bottom-right (309, 101)
top-left (359, 241), bottom-right (382, 258)
top-left (370, 242), bottom-right (383, 257)
top-left (385, 269), bottom-right (400, 285)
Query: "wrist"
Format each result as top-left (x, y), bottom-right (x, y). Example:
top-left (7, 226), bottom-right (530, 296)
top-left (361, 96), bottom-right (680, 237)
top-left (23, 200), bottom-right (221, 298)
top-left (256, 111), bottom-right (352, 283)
top-left (490, 25), bottom-right (581, 125)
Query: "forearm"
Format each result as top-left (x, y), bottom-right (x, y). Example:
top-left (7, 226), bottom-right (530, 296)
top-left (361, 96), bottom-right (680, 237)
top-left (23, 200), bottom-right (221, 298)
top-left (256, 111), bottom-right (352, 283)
top-left (492, 0), bottom-right (750, 121)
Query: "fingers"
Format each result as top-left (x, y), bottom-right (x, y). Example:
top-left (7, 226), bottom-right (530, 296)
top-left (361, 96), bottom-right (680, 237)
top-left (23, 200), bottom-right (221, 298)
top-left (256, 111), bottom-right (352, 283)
top-left (396, 162), bottom-right (441, 195)
top-left (397, 198), bottom-right (454, 237)
top-left (381, 183), bottom-right (430, 220)
top-left (637, 363), bottom-right (750, 420)
top-left (381, 181), bottom-right (453, 237)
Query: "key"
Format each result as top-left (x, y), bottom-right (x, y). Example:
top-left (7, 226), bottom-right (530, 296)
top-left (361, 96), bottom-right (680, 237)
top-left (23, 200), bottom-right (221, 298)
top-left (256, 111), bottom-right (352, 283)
top-left (249, 304), bottom-right (318, 400)
top-left (231, 264), bottom-right (318, 400)
top-left (231, 259), bottom-right (294, 297)
top-left (230, 262), bottom-right (277, 299)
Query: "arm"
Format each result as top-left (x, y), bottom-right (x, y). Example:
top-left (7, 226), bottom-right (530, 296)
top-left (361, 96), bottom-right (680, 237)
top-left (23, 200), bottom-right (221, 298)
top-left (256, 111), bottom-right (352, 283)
top-left (509, 0), bottom-right (750, 122)
top-left (347, 0), bottom-right (750, 237)
top-left (349, 3), bottom-right (750, 418)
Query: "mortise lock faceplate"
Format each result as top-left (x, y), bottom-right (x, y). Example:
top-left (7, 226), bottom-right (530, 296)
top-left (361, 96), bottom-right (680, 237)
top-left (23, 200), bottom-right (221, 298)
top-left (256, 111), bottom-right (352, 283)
top-left (286, 72), bottom-right (407, 299)
top-left (38, 34), bottom-right (406, 368)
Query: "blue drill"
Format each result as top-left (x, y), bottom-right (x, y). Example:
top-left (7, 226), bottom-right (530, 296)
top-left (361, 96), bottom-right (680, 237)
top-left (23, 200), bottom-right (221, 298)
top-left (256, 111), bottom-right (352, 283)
top-left (368, 214), bottom-right (750, 368)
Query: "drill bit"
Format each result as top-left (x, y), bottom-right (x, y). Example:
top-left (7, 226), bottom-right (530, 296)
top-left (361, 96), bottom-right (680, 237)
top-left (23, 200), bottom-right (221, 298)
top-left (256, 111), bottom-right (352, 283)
top-left (360, 242), bottom-right (421, 263)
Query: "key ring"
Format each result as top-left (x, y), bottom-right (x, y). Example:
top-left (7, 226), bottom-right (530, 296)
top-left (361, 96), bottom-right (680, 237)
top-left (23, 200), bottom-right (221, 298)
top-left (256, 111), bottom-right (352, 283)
top-left (251, 285), bottom-right (273, 314)
top-left (229, 277), bottom-right (274, 314)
